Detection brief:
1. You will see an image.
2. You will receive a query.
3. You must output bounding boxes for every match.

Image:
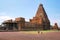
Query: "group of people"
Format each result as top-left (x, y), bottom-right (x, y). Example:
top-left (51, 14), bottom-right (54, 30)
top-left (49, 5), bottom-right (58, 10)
top-left (38, 31), bottom-right (43, 34)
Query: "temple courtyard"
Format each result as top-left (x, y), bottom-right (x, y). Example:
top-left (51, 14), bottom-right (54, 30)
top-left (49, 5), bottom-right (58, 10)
top-left (0, 31), bottom-right (60, 40)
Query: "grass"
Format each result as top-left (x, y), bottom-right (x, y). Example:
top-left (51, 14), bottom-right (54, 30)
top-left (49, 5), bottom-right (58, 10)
top-left (19, 30), bottom-right (60, 34)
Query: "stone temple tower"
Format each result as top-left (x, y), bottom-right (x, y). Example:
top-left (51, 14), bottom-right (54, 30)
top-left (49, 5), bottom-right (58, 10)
top-left (30, 4), bottom-right (50, 30)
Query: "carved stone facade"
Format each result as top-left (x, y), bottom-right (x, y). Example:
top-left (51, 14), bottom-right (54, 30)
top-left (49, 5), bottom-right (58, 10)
top-left (15, 17), bottom-right (25, 30)
top-left (1, 4), bottom-right (51, 31)
top-left (30, 4), bottom-right (50, 30)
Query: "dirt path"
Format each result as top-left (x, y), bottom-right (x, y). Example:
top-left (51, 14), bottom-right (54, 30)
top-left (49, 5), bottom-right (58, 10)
top-left (0, 32), bottom-right (60, 40)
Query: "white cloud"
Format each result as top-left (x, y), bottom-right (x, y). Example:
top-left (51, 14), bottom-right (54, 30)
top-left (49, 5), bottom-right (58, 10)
top-left (0, 12), bottom-right (15, 25)
top-left (0, 16), bottom-right (15, 25)
top-left (0, 16), bottom-right (14, 20)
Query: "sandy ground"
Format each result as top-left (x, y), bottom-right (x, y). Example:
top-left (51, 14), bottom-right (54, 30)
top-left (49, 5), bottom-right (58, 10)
top-left (0, 32), bottom-right (60, 40)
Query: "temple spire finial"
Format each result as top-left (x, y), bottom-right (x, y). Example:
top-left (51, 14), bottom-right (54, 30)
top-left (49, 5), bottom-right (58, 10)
top-left (39, 3), bottom-right (43, 6)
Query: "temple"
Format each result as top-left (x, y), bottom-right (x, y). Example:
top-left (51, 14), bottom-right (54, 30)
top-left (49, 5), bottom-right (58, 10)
top-left (52, 23), bottom-right (59, 30)
top-left (0, 4), bottom-right (59, 31)
top-left (30, 4), bottom-right (50, 30)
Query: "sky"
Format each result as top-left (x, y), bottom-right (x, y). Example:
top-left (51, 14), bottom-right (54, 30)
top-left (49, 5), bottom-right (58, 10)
top-left (0, 0), bottom-right (60, 27)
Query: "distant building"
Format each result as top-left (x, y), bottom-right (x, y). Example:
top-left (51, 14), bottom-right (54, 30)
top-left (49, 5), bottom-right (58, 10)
top-left (1, 4), bottom-right (51, 31)
top-left (52, 23), bottom-right (59, 30)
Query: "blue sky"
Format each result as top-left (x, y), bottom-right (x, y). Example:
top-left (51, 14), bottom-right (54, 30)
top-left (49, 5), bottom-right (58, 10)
top-left (0, 0), bottom-right (60, 27)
